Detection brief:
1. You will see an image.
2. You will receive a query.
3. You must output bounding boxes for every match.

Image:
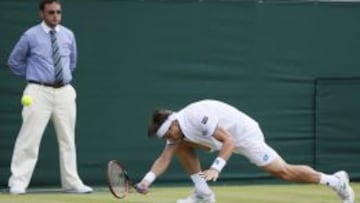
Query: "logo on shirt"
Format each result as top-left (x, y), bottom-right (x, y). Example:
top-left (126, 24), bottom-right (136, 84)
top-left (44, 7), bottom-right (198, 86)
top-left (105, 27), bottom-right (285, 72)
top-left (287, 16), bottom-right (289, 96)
top-left (201, 116), bottom-right (208, 125)
top-left (201, 115), bottom-right (209, 136)
top-left (263, 154), bottom-right (269, 162)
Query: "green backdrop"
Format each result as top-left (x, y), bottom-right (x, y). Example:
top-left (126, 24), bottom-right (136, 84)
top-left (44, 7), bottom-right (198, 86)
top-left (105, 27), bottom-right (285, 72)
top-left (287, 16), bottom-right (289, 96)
top-left (1, 0), bottom-right (359, 187)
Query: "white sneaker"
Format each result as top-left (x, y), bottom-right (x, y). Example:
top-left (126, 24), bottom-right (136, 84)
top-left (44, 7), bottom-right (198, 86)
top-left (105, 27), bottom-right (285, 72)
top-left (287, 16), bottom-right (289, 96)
top-left (64, 184), bottom-right (93, 193)
top-left (333, 171), bottom-right (355, 203)
top-left (176, 190), bottom-right (216, 203)
top-left (9, 187), bottom-right (26, 195)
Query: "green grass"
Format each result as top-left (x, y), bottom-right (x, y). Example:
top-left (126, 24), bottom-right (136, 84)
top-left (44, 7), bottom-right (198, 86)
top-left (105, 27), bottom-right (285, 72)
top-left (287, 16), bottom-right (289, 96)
top-left (0, 183), bottom-right (359, 203)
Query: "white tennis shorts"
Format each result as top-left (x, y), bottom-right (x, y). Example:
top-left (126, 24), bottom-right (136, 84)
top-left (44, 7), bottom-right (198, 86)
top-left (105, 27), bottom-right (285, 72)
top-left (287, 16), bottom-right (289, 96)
top-left (233, 127), bottom-right (279, 167)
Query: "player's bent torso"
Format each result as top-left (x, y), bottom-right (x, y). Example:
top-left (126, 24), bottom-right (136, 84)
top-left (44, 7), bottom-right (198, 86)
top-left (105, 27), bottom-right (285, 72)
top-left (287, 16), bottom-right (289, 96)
top-left (177, 99), bottom-right (261, 152)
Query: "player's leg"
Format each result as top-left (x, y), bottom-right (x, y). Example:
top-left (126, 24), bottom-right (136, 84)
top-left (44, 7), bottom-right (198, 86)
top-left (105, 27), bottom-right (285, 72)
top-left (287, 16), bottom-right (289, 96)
top-left (238, 127), bottom-right (354, 203)
top-left (175, 142), bottom-right (201, 174)
top-left (262, 156), bottom-right (320, 183)
top-left (52, 85), bottom-right (92, 193)
top-left (174, 142), bottom-right (215, 203)
top-left (262, 155), bottom-right (355, 203)
top-left (8, 84), bottom-right (52, 194)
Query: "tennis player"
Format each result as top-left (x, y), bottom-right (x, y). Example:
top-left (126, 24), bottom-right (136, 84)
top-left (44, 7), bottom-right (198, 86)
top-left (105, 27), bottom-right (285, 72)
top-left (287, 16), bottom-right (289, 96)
top-left (136, 99), bottom-right (355, 203)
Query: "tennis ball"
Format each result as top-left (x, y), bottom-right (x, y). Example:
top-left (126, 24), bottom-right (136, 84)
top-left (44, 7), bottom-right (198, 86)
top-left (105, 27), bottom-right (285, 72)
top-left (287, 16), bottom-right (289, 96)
top-left (21, 95), bottom-right (33, 106)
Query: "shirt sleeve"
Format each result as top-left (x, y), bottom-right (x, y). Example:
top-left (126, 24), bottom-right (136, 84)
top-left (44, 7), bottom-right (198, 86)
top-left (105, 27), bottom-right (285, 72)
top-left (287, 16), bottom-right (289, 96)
top-left (8, 33), bottom-right (30, 76)
top-left (70, 33), bottom-right (77, 71)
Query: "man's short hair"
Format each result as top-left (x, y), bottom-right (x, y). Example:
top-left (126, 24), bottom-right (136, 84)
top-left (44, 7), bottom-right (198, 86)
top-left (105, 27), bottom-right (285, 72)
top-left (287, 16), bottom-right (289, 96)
top-left (39, 0), bottom-right (61, 10)
top-left (148, 109), bottom-right (172, 137)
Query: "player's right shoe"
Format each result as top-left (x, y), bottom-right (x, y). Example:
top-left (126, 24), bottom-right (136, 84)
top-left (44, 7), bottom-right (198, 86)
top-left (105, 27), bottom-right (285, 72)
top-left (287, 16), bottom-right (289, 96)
top-left (176, 190), bottom-right (216, 203)
top-left (333, 171), bottom-right (355, 203)
top-left (9, 187), bottom-right (26, 195)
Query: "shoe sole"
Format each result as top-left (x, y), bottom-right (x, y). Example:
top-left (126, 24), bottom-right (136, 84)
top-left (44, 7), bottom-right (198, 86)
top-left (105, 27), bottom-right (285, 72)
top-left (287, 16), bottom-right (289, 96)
top-left (336, 171), bottom-right (355, 203)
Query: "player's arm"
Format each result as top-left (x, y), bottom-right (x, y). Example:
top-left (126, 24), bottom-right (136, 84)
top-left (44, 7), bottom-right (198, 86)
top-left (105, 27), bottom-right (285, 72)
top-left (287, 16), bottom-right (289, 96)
top-left (8, 34), bottom-right (30, 76)
top-left (136, 142), bottom-right (178, 193)
top-left (213, 127), bottom-right (235, 161)
top-left (201, 127), bottom-right (235, 181)
top-left (70, 32), bottom-right (77, 71)
top-left (149, 143), bottom-right (178, 176)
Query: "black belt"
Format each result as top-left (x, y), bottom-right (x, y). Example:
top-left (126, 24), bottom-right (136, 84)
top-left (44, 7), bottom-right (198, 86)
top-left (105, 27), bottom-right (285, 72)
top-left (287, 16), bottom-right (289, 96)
top-left (28, 80), bottom-right (67, 88)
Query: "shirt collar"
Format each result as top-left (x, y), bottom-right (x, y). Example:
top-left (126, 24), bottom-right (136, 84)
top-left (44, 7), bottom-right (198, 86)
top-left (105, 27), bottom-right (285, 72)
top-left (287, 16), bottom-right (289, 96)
top-left (41, 21), bottom-right (60, 33)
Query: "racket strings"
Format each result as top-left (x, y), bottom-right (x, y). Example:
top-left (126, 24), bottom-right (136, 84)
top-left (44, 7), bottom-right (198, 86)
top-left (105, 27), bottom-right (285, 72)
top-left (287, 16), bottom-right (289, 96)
top-left (109, 162), bottom-right (128, 198)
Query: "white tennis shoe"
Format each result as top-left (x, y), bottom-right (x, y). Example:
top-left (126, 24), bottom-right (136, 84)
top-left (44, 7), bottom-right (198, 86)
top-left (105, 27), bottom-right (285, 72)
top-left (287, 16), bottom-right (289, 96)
top-left (63, 184), bottom-right (93, 193)
top-left (9, 187), bottom-right (26, 195)
top-left (176, 190), bottom-right (215, 203)
top-left (333, 171), bottom-right (355, 203)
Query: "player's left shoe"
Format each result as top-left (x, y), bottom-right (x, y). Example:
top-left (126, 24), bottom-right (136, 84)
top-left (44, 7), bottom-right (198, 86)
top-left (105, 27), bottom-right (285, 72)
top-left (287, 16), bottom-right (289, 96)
top-left (176, 190), bottom-right (215, 203)
top-left (333, 171), bottom-right (355, 203)
top-left (63, 184), bottom-right (93, 193)
top-left (9, 187), bottom-right (26, 195)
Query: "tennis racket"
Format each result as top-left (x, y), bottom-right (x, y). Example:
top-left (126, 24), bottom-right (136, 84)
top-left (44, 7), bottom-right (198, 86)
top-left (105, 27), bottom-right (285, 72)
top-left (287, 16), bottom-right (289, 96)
top-left (106, 160), bottom-right (135, 199)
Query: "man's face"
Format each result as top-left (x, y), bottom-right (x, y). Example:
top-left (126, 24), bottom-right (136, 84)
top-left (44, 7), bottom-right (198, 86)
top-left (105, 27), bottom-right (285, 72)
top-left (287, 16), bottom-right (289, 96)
top-left (163, 121), bottom-right (183, 142)
top-left (40, 2), bottom-right (62, 28)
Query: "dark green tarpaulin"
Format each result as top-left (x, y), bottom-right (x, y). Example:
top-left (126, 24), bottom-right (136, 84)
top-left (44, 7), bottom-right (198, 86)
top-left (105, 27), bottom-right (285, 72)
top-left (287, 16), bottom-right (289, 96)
top-left (1, 1), bottom-right (359, 186)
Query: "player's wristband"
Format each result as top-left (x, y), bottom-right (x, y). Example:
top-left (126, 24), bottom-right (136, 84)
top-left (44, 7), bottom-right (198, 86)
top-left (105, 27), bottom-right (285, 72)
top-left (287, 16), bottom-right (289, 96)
top-left (210, 157), bottom-right (226, 172)
top-left (142, 171), bottom-right (156, 184)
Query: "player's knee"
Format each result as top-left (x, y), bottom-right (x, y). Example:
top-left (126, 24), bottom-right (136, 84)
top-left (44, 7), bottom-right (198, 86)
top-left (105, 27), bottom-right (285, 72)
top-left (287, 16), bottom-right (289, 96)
top-left (174, 144), bottom-right (195, 157)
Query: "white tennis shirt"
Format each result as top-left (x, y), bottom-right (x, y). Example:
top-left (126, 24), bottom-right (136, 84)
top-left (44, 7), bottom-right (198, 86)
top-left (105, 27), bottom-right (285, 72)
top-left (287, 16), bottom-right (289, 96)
top-left (175, 99), bottom-right (260, 152)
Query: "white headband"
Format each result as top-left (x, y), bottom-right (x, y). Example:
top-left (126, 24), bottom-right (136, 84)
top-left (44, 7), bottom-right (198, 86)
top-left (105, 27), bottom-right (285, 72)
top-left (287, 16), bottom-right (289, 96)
top-left (156, 113), bottom-right (178, 138)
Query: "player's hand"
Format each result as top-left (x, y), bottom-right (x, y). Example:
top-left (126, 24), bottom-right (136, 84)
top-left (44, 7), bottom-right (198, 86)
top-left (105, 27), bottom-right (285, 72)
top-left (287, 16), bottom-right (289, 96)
top-left (135, 181), bottom-right (150, 194)
top-left (200, 168), bottom-right (220, 182)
